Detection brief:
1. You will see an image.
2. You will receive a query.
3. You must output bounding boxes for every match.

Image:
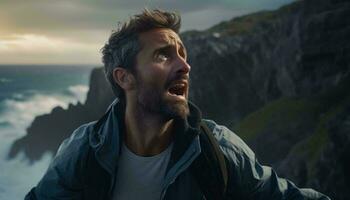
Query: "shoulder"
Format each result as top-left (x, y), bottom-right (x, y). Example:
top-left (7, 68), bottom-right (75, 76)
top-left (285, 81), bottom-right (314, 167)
top-left (46, 121), bottom-right (97, 184)
top-left (33, 121), bottom-right (98, 198)
top-left (55, 121), bottom-right (96, 159)
top-left (201, 119), bottom-right (256, 165)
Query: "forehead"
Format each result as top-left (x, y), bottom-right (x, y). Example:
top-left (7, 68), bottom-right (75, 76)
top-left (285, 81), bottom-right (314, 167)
top-left (138, 28), bottom-right (183, 49)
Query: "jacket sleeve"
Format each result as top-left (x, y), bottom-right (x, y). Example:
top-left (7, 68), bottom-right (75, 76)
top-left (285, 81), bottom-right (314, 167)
top-left (203, 119), bottom-right (331, 200)
top-left (231, 151), bottom-right (331, 200)
top-left (24, 124), bottom-right (91, 200)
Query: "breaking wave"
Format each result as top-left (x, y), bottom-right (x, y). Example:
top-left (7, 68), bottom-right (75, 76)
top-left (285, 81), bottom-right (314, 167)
top-left (0, 84), bottom-right (89, 200)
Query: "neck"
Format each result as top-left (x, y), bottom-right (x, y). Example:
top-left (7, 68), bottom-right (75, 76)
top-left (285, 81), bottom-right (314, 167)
top-left (123, 102), bottom-right (175, 156)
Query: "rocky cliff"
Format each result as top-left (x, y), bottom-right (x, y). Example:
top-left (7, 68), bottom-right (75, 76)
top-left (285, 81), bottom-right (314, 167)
top-left (8, 68), bottom-right (114, 162)
top-left (9, 0), bottom-right (350, 198)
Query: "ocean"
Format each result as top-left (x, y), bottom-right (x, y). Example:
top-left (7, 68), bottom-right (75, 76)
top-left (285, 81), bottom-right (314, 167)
top-left (0, 65), bottom-right (96, 200)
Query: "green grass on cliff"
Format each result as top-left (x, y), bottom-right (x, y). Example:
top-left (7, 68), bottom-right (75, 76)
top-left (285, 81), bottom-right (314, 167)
top-left (234, 94), bottom-right (348, 155)
top-left (234, 76), bottom-right (350, 180)
top-left (233, 97), bottom-right (318, 141)
top-left (233, 95), bottom-right (345, 181)
top-left (295, 96), bottom-right (349, 179)
top-left (304, 105), bottom-right (343, 176)
top-left (303, 77), bottom-right (350, 171)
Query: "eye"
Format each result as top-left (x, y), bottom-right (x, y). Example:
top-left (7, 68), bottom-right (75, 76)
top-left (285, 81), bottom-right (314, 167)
top-left (155, 51), bottom-right (170, 62)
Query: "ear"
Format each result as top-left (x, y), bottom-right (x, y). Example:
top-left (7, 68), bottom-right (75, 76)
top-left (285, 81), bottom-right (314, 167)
top-left (112, 67), bottom-right (136, 91)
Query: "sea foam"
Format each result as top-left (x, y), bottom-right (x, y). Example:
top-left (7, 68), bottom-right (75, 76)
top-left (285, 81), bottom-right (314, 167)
top-left (0, 84), bottom-right (89, 200)
top-left (67, 84), bottom-right (89, 103)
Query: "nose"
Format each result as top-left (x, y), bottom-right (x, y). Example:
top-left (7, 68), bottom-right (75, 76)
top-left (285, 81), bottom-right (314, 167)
top-left (175, 56), bottom-right (191, 75)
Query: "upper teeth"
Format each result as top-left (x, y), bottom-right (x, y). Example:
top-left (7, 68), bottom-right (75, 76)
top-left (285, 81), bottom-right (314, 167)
top-left (169, 84), bottom-right (186, 96)
top-left (172, 84), bottom-right (185, 89)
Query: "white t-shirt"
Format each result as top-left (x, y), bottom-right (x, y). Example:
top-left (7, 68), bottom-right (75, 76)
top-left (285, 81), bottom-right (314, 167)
top-left (112, 142), bottom-right (173, 200)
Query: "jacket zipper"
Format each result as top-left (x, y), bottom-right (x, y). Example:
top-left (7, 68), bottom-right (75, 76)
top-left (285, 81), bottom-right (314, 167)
top-left (160, 145), bottom-right (201, 200)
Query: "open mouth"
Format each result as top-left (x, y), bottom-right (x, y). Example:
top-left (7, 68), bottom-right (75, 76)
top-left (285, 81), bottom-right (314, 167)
top-left (168, 83), bottom-right (186, 98)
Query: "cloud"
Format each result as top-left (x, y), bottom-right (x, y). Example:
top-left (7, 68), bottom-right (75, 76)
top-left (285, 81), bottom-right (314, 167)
top-left (0, 34), bottom-right (63, 52)
top-left (0, 0), bottom-right (296, 64)
top-left (0, 34), bottom-right (96, 53)
top-left (0, 0), bottom-right (295, 32)
top-left (181, 6), bottom-right (249, 31)
top-left (0, 34), bottom-right (101, 64)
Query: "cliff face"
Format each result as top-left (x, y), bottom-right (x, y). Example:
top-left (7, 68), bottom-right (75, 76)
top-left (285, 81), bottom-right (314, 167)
top-left (185, 0), bottom-right (350, 126)
top-left (9, 0), bottom-right (350, 198)
top-left (8, 68), bottom-right (114, 162)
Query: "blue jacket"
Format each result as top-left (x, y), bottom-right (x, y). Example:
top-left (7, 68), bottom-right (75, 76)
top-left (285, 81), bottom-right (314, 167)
top-left (25, 99), bottom-right (330, 200)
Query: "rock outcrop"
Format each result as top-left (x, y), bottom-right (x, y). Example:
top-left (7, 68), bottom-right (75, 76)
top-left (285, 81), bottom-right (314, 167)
top-left (8, 68), bottom-right (114, 162)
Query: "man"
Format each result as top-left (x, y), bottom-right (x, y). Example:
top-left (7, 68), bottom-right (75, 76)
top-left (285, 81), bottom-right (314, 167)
top-left (26, 9), bottom-right (330, 200)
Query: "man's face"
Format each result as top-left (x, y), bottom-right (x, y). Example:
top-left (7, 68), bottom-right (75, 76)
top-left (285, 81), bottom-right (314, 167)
top-left (131, 28), bottom-right (191, 120)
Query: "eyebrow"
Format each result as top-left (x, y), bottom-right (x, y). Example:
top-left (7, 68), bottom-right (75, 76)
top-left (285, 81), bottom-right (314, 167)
top-left (154, 41), bottom-right (187, 58)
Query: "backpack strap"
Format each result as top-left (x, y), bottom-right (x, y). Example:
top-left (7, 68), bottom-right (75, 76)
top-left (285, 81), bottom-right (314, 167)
top-left (190, 121), bottom-right (229, 200)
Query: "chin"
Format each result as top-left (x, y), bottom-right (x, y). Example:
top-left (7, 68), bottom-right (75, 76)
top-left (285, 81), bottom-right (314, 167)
top-left (164, 100), bottom-right (189, 120)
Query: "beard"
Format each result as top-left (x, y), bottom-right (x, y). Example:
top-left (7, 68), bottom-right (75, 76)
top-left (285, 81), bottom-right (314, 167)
top-left (135, 77), bottom-right (190, 120)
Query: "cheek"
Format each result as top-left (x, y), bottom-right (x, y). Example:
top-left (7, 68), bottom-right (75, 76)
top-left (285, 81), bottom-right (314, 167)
top-left (143, 66), bottom-right (169, 85)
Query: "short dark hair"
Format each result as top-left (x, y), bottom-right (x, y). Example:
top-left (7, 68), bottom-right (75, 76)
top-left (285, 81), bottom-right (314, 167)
top-left (101, 9), bottom-right (181, 99)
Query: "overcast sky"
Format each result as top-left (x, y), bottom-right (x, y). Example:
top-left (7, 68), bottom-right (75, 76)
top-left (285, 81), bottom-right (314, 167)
top-left (0, 0), bottom-right (295, 65)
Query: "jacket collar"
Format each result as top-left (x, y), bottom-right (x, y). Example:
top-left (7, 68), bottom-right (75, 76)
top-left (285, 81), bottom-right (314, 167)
top-left (89, 98), bottom-right (203, 175)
